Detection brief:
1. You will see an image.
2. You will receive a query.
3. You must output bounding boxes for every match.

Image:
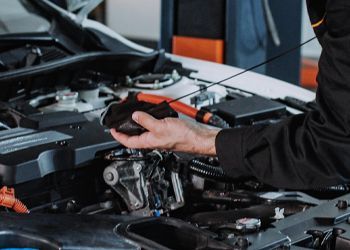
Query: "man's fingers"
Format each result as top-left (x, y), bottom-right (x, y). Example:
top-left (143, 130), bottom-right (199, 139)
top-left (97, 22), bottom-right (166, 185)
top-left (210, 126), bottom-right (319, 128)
top-left (132, 111), bottom-right (160, 131)
top-left (110, 129), bottom-right (148, 149)
top-left (110, 129), bottom-right (130, 145)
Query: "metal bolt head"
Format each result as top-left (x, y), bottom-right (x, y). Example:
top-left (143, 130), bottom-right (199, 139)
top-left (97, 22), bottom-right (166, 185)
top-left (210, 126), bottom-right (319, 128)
top-left (337, 200), bottom-right (349, 209)
top-left (105, 172), bottom-right (114, 182)
top-left (103, 166), bottom-right (119, 185)
top-left (236, 237), bottom-right (249, 247)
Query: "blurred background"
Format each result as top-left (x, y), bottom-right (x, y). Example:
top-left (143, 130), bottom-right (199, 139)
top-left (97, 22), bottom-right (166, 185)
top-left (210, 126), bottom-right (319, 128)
top-left (53, 0), bottom-right (321, 90)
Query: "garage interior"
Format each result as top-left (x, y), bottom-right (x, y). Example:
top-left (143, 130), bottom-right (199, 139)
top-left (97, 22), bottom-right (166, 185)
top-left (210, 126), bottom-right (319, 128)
top-left (2, 0), bottom-right (350, 249)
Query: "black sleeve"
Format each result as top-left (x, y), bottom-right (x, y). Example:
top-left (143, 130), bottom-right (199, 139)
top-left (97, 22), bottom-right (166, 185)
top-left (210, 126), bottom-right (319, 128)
top-left (216, 0), bottom-right (350, 189)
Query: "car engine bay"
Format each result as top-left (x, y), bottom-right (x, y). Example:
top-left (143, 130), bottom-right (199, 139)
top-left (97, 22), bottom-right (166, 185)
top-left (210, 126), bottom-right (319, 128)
top-left (1, 57), bottom-right (350, 249)
top-left (1, 1), bottom-right (350, 249)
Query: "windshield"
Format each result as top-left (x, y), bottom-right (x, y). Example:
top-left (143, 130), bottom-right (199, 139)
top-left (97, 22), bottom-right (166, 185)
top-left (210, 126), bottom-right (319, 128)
top-left (0, 0), bottom-right (50, 35)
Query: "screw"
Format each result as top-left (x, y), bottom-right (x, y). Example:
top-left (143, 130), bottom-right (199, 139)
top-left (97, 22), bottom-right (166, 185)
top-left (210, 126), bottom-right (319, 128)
top-left (337, 200), bottom-right (348, 209)
top-left (227, 234), bottom-right (235, 239)
top-left (56, 140), bottom-right (68, 146)
top-left (105, 172), bottom-right (114, 182)
top-left (236, 237), bottom-right (249, 248)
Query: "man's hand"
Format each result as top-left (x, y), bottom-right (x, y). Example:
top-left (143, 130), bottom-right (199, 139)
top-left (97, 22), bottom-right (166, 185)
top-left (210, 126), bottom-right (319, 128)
top-left (110, 111), bottom-right (220, 156)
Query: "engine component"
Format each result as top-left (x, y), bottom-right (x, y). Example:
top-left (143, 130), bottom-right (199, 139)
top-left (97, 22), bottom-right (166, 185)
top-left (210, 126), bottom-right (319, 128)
top-left (0, 112), bottom-right (117, 185)
top-left (0, 103), bottom-right (24, 129)
top-left (103, 151), bottom-right (185, 216)
top-left (116, 217), bottom-right (233, 250)
top-left (188, 158), bottom-right (228, 181)
top-left (126, 70), bottom-right (181, 89)
top-left (190, 84), bottom-right (217, 109)
top-left (29, 86), bottom-right (114, 115)
top-left (71, 77), bottom-right (100, 102)
top-left (202, 95), bottom-right (287, 127)
top-left (40, 90), bottom-right (93, 113)
top-left (190, 204), bottom-right (276, 227)
top-left (103, 157), bottom-right (146, 212)
top-left (0, 60), bottom-right (7, 72)
top-left (235, 218), bottom-right (261, 233)
top-left (202, 190), bottom-right (265, 207)
top-left (0, 186), bottom-right (29, 213)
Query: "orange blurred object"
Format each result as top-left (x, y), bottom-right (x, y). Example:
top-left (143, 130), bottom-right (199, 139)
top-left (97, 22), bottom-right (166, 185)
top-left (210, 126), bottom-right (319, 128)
top-left (0, 186), bottom-right (29, 213)
top-left (301, 58), bottom-right (319, 89)
top-left (136, 93), bottom-right (213, 124)
top-left (172, 36), bottom-right (225, 64)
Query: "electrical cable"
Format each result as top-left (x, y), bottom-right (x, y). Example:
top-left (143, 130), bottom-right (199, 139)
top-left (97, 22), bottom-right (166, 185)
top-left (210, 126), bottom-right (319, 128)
top-left (188, 159), bottom-right (228, 181)
top-left (170, 37), bottom-right (317, 104)
top-left (0, 186), bottom-right (29, 213)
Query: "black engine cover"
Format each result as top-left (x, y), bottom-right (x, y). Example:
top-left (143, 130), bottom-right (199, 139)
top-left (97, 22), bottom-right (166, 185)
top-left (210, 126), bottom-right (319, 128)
top-left (0, 112), bottom-right (118, 185)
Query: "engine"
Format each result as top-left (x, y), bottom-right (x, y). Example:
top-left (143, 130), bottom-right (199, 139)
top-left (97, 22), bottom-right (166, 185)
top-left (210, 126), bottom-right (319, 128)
top-left (0, 66), bottom-right (348, 249)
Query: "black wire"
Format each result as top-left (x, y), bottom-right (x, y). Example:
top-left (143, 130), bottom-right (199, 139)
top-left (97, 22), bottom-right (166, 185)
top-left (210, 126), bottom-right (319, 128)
top-left (170, 37), bottom-right (317, 103)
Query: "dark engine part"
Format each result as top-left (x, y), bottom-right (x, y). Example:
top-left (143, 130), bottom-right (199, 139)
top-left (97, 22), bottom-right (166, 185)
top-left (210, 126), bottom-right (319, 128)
top-left (0, 45), bottom-right (69, 71)
top-left (188, 158), bottom-right (228, 181)
top-left (125, 70), bottom-right (181, 89)
top-left (0, 212), bottom-right (137, 250)
top-left (116, 217), bottom-right (232, 250)
top-left (103, 151), bottom-right (185, 216)
top-left (306, 184), bottom-right (350, 200)
top-left (2, 194), bottom-right (350, 249)
top-left (0, 103), bottom-right (26, 129)
top-left (190, 204), bottom-right (276, 228)
top-left (13, 162), bottom-right (119, 214)
top-left (0, 111), bottom-right (118, 185)
top-left (202, 190), bottom-right (266, 208)
top-left (202, 95), bottom-right (287, 127)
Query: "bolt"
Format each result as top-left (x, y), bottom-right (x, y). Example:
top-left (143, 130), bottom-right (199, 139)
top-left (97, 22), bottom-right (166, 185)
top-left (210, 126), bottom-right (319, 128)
top-left (66, 200), bottom-right (78, 212)
top-left (337, 200), bottom-right (348, 209)
top-left (105, 172), bottom-right (114, 182)
top-left (56, 140), bottom-right (68, 146)
top-left (50, 203), bottom-right (59, 211)
top-left (236, 237), bottom-right (249, 248)
top-left (227, 234), bottom-right (235, 239)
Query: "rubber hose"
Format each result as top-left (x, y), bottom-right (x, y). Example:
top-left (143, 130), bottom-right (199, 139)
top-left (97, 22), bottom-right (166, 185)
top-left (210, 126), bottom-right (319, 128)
top-left (189, 159), bottom-right (227, 180)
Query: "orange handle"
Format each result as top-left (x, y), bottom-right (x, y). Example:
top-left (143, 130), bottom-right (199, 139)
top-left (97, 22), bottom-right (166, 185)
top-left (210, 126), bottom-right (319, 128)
top-left (136, 93), bottom-right (212, 123)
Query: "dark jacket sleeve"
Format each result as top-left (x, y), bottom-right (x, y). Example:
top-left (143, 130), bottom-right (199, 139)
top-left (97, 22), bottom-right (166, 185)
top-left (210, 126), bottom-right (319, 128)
top-left (216, 0), bottom-right (350, 189)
